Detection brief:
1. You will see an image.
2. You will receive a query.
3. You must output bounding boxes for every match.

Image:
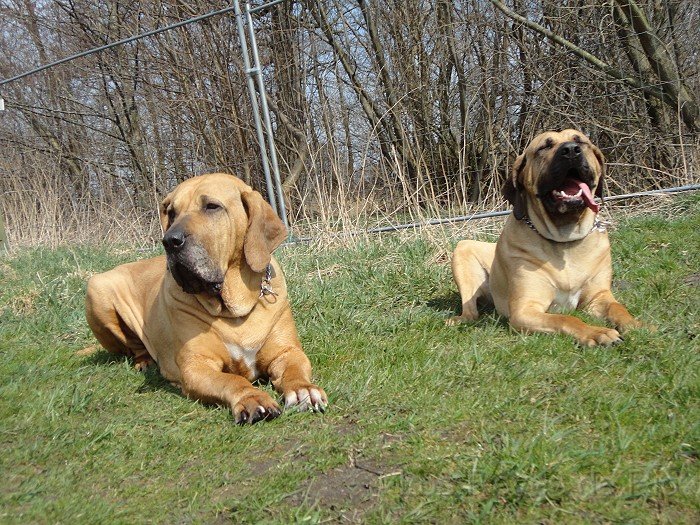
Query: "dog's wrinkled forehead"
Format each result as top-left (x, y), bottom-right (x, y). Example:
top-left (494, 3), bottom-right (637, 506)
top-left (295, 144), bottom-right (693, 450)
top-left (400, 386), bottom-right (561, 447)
top-left (161, 173), bottom-right (252, 214)
top-left (169, 174), bottom-right (249, 209)
top-left (527, 129), bottom-right (592, 156)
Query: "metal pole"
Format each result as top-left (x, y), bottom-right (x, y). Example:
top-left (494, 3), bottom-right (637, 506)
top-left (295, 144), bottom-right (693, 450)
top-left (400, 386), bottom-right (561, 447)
top-left (244, 1), bottom-right (289, 227)
top-left (233, 0), bottom-right (278, 214)
top-left (0, 209), bottom-right (7, 254)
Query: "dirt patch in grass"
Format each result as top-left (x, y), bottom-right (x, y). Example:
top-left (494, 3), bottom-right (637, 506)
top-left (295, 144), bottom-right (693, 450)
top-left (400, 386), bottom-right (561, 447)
top-left (288, 463), bottom-right (379, 519)
top-left (284, 443), bottom-right (408, 520)
top-left (210, 439), bottom-right (307, 503)
top-left (210, 439), bottom-right (387, 523)
top-left (682, 272), bottom-right (700, 286)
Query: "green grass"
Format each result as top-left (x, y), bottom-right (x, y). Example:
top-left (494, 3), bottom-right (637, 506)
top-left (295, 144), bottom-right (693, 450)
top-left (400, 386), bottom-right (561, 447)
top-left (1, 196), bottom-right (698, 524)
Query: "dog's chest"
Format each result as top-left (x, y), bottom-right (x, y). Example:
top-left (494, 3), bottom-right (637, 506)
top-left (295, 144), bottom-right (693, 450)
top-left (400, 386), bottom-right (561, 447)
top-left (545, 250), bottom-right (594, 312)
top-left (550, 288), bottom-right (582, 312)
top-left (225, 343), bottom-right (260, 379)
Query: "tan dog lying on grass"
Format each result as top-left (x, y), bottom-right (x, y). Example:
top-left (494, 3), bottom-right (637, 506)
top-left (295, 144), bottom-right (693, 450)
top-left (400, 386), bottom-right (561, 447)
top-left (449, 129), bottom-right (644, 346)
top-left (86, 173), bottom-right (327, 424)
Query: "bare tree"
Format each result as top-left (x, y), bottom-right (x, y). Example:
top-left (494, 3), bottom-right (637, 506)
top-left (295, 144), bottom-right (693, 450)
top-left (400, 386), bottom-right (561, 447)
top-left (0, 0), bottom-right (697, 246)
top-left (490, 0), bottom-right (699, 131)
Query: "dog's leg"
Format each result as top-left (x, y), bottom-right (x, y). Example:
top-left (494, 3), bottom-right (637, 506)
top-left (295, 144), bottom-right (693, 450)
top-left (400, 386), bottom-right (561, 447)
top-left (584, 289), bottom-right (643, 333)
top-left (267, 349), bottom-right (327, 412)
top-left (85, 273), bottom-right (155, 369)
top-left (177, 351), bottom-right (282, 424)
top-left (447, 240), bottom-right (496, 325)
top-left (258, 308), bottom-right (327, 412)
top-left (509, 295), bottom-right (623, 347)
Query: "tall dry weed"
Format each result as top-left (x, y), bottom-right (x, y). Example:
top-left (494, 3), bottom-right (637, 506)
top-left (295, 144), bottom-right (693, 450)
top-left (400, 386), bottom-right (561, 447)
top-left (1, 132), bottom-right (697, 251)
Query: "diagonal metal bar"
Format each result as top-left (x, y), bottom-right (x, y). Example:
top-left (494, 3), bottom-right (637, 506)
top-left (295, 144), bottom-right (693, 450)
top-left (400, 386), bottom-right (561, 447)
top-left (234, 0), bottom-right (289, 228)
top-left (0, 5), bottom-right (239, 87)
top-left (234, 0), bottom-right (279, 216)
top-left (244, 1), bottom-right (288, 226)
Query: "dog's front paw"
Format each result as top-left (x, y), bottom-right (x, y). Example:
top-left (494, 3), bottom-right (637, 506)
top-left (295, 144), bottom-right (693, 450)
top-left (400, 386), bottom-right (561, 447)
top-left (577, 326), bottom-right (622, 347)
top-left (232, 389), bottom-right (282, 425)
top-left (283, 383), bottom-right (327, 413)
top-left (133, 355), bottom-right (156, 372)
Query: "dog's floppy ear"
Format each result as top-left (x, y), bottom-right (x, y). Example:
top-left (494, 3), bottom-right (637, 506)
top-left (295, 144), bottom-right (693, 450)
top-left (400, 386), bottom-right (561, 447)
top-left (591, 144), bottom-right (606, 200)
top-left (159, 194), bottom-right (173, 234)
top-left (503, 153), bottom-right (527, 220)
top-left (240, 190), bottom-right (287, 272)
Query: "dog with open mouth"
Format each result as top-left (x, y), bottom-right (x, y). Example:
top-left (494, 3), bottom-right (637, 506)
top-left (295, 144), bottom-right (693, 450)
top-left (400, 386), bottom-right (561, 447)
top-left (448, 129), bottom-right (644, 346)
top-left (86, 173), bottom-right (327, 423)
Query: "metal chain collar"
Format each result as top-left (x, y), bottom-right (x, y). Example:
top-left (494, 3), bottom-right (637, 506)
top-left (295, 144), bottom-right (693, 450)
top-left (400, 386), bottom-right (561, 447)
top-left (520, 214), bottom-right (611, 240)
top-left (259, 263), bottom-right (277, 298)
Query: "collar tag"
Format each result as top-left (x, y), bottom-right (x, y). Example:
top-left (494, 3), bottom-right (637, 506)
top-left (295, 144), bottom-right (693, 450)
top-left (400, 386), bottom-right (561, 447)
top-left (593, 219), bottom-right (612, 233)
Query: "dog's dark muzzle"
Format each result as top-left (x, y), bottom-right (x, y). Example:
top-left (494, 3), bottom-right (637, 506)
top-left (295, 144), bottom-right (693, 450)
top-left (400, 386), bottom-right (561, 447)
top-left (541, 142), bottom-right (594, 189)
top-left (538, 142), bottom-right (599, 214)
top-left (163, 226), bottom-right (224, 295)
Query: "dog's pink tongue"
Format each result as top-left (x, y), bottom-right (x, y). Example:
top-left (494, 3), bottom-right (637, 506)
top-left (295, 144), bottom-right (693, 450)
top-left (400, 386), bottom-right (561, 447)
top-left (576, 180), bottom-right (600, 213)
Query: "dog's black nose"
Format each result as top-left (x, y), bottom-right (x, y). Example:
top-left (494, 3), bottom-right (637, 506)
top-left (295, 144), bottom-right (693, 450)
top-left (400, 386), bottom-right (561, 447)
top-left (163, 228), bottom-right (186, 251)
top-left (558, 141), bottom-right (582, 159)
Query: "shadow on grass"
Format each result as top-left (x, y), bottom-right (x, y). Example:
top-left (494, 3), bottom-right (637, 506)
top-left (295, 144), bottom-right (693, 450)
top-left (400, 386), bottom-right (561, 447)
top-left (84, 349), bottom-right (181, 396)
top-left (84, 349), bottom-right (123, 366)
top-left (427, 293), bottom-right (510, 328)
top-left (137, 366), bottom-right (180, 395)
top-left (83, 347), bottom-right (282, 402)
top-left (427, 292), bottom-right (461, 315)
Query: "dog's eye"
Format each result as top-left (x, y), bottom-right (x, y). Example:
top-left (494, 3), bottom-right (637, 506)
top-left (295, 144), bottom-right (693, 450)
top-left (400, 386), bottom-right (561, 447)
top-left (167, 208), bottom-right (176, 223)
top-left (204, 202), bottom-right (222, 212)
top-left (537, 139), bottom-right (553, 153)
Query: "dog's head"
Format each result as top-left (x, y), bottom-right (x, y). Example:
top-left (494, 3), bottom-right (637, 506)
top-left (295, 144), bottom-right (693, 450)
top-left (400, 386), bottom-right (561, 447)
top-left (504, 129), bottom-right (605, 225)
top-left (159, 173), bottom-right (286, 297)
